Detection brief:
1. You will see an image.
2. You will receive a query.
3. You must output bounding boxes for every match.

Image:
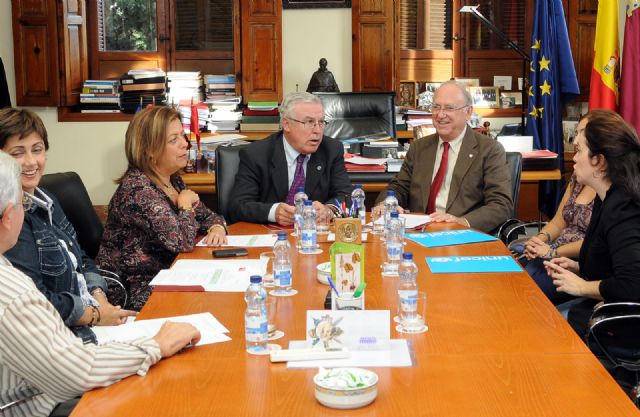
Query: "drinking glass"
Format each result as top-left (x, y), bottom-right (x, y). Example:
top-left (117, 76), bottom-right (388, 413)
top-left (259, 251), bottom-right (275, 287)
top-left (396, 291), bottom-right (428, 334)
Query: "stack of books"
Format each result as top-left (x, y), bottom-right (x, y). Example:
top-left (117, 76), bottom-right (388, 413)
top-left (240, 101), bottom-right (280, 132)
top-left (79, 80), bottom-right (120, 113)
top-left (178, 104), bottom-right (209, 133)
top-left (167, 71), bottom-right (203, 105)
top-left (404, 109), bottom-right (433, 129)
top-left (204, 74), bottom-right (236, 102)
top-left (208, 97), bottom-right (242, 133)
top-left (120, 68), bottom-right (167, 113)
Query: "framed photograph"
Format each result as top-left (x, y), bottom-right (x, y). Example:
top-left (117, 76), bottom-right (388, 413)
top-left (469, 86), bottom-right (500, 108)
top-left (454, 78), bottom-right (480, 88)
top-left (398, 81), bottom-right (417, 107)
top-left (330, 243), bottom-right (365, 294)
top-left (283, 0), bottom-right (351, 8)
top-left (417, 82), bottom-right (442, 109)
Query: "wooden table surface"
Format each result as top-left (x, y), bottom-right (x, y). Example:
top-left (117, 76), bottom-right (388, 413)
top-left (71, 223), bottom-right (638, 417)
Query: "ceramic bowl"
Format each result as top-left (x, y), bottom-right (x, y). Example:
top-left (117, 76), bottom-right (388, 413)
top-left (316, 262), bottom-right (331, 285)
top-left (313, 367), bottom-right (378, 409)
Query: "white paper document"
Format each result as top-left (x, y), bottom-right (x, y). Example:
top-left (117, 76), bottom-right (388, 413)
top-left (286, 339), bottom-right (412, 368)
top-left (344, 156), bottom-right (388, 165)
top-left (199, 134), bottom-right (247, 144)
top-left (92, 313), bottom-right (231, 346)
top-left (152, 259), bottom-right (267, 292)
top-left (327, 233), bottom-right (368, 242)
top-left (197, 234), bottom-right (278, 247)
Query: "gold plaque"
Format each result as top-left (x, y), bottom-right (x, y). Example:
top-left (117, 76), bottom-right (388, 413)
top-left (334, 218), bottom-right (362, 244)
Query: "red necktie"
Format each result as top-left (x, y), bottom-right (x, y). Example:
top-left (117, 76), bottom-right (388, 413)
top-left (426, 142), bottom-right (450, 214)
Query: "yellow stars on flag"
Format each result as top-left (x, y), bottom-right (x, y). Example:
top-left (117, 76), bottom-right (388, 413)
top-left (539, 56), bottom-right (551, 71)
top-left (529, 106), bottom-right (545, 119)
top-left (530, 61), bottom-right (535, 72)
top-left (529, 86), bottom-right (534, 97)
top-left (532, 39), bottom-right (541, 50)
top-left (539, 80), bottom-right (552, 96)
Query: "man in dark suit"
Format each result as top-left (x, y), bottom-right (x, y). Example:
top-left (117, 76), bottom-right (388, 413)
top-left (229, 92), bottom-right (352, 225)
top-left (374, 81), bottom-right (513, 232)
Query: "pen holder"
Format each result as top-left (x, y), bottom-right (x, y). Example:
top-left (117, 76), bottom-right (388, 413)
top-left (331, 292), bottom-right (365, 310)
top-left (334, 217), bottom-right (362, 244)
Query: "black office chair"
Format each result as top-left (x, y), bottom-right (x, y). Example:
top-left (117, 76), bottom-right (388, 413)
top-left (498, 123), bottom-right (524, 136)
top-left (39, 172), bottom-right (127, 308)
top-left (495, 152), bottom-right (524, 241)
top-left (587, 302), bottom-right (640, 405)
top-left (216, 145), bottom-right (248, 223)
top-left (313, 92), bottom-right (396, 140)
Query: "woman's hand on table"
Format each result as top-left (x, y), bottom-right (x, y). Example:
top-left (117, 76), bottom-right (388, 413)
top-left (203, 225), bottom-right (227, 246)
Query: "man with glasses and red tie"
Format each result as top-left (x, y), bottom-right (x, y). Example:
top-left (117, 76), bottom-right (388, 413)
top-left (230, 92), bottom-right (352, 225)
top-left (373, 81), bottom-right (512, 233)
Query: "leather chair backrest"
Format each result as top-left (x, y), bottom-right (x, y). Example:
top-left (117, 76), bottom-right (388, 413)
top-left (216, 145), bottom-right (248, 223)
top-left (505, 152), bottom-right (523, 218)
top-left (39, 172), bottom-right (104, 259)
top-left (314, 92), bottom-right (396, 140)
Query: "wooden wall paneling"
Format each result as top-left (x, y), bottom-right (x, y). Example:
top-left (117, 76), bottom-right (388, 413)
top-left (568, 0), bottom-right (597, 101)
top-left (12, 0), bottom-right (60, 106)
top-left (399, 57), bottom-right (453, 81)
top-left (240, 0), bottom-right (282, 102)
top-left (352, 0), bottom-right (397, 92)
top-left (466, 57), bottom-right (524, 87)
top-left (59, 0), bottom-right (88, 106)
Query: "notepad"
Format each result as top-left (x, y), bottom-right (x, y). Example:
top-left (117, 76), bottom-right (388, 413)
top-left (426, 255), bottom-right (522, 273)
top-left (406, 229), bottom-right (497, 247)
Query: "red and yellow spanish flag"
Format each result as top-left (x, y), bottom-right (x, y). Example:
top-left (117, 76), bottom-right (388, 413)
top-left (589, 0), bottom-right (620, 110)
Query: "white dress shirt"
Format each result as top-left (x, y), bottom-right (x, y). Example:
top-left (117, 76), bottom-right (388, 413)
top-left (268, 136), bottom-right (309, 222)
top-left (431, 126), bottom-right (467, 212)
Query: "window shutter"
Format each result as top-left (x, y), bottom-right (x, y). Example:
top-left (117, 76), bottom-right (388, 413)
top-left (469, 0), bottom-right (525, 50)
top-left (175, 0), bottom-right (233, 51)
top-left (400, 0), bottom-right (452, 51)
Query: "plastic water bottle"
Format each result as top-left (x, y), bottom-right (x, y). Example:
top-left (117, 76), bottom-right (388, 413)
top-left (383, 190), bottom-right (399, 240)
top-left (300, 200), bottom-right (317, 254)
top-left (384, 211), bottom-right (404, 276)
top-left (351, 184), bottom-right (366, 227)
top-left (273, 231), bottom-right (293, 294)
top-left (245, 275), bottom-right (268, 353)
top-left (397, 253), bottom-right (419, 322)
top-left (293, 187), bottom-right (308, 247)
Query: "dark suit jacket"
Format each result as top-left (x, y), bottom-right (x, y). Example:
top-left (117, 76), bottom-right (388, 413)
top-left (229, 131), bottom-right (352, 224)
top-left (580, 185), bottom-right (640, 302)
top-left (375, 128), bottom-right (513, 232)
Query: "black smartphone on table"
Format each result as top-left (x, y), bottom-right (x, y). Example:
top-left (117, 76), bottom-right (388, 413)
top-left (212, 248), bottom-right (249, 258)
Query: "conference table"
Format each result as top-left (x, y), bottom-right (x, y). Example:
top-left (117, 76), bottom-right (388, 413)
top-left (71, 222), bottom-right (638, 417)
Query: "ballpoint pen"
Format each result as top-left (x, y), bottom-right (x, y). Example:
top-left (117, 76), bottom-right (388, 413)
top-left (327, 276), bottom-right (340, 297)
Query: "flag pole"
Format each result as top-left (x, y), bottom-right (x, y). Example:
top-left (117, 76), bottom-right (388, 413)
top-left (460, 5), bottom-right (530, 131)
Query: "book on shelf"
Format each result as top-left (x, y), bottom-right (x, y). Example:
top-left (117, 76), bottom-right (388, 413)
top-left (121, 76), bottom-right (166, 85)
top-left (80, 109), bottom-right (121, 113)
top-left (240, 122), bottom-right (280, 132)
top-left (82, 87), bottom-right (118, 94)
top-left (247, 101), bottom-right (279, 111)
top-left (240, 115), bottom-right (280, 124)
top-left (242, 108), bottom-right (279, 117)
top-left (121, 83), bottom-right (166, 92)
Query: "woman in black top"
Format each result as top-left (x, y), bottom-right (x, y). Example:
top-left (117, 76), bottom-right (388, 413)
top-left (544, 109), bottom-right (640, 335)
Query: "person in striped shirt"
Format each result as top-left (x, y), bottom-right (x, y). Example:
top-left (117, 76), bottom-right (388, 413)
top-left (0, 151), bottom-right (201, 417)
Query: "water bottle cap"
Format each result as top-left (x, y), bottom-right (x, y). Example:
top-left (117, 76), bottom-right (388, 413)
top-left (354, 184), bottom-right (362, 189)
top-left (297, 187), bottom-right (304, 193)
top-left (390, 211), bottom-right (399, 218)
top-left (277, 231), bottom-right (287, 239)
top-left (304, 200), bottom-right (312, 206)
top-left (402, 252), bottom-right (413, 260)
top-left (250, 275), bottom-right (262, 284)
top-left (386, 190), bottom-right (395, 196)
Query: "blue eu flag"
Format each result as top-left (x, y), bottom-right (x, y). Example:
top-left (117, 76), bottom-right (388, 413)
top-left (527, 0), bottom-right (580, 217)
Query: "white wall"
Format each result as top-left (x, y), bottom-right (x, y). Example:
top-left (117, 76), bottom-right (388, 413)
top-left (282, 9), bottom-right (352, 95)
top-left (0, 4), bottom-right (354, 204)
